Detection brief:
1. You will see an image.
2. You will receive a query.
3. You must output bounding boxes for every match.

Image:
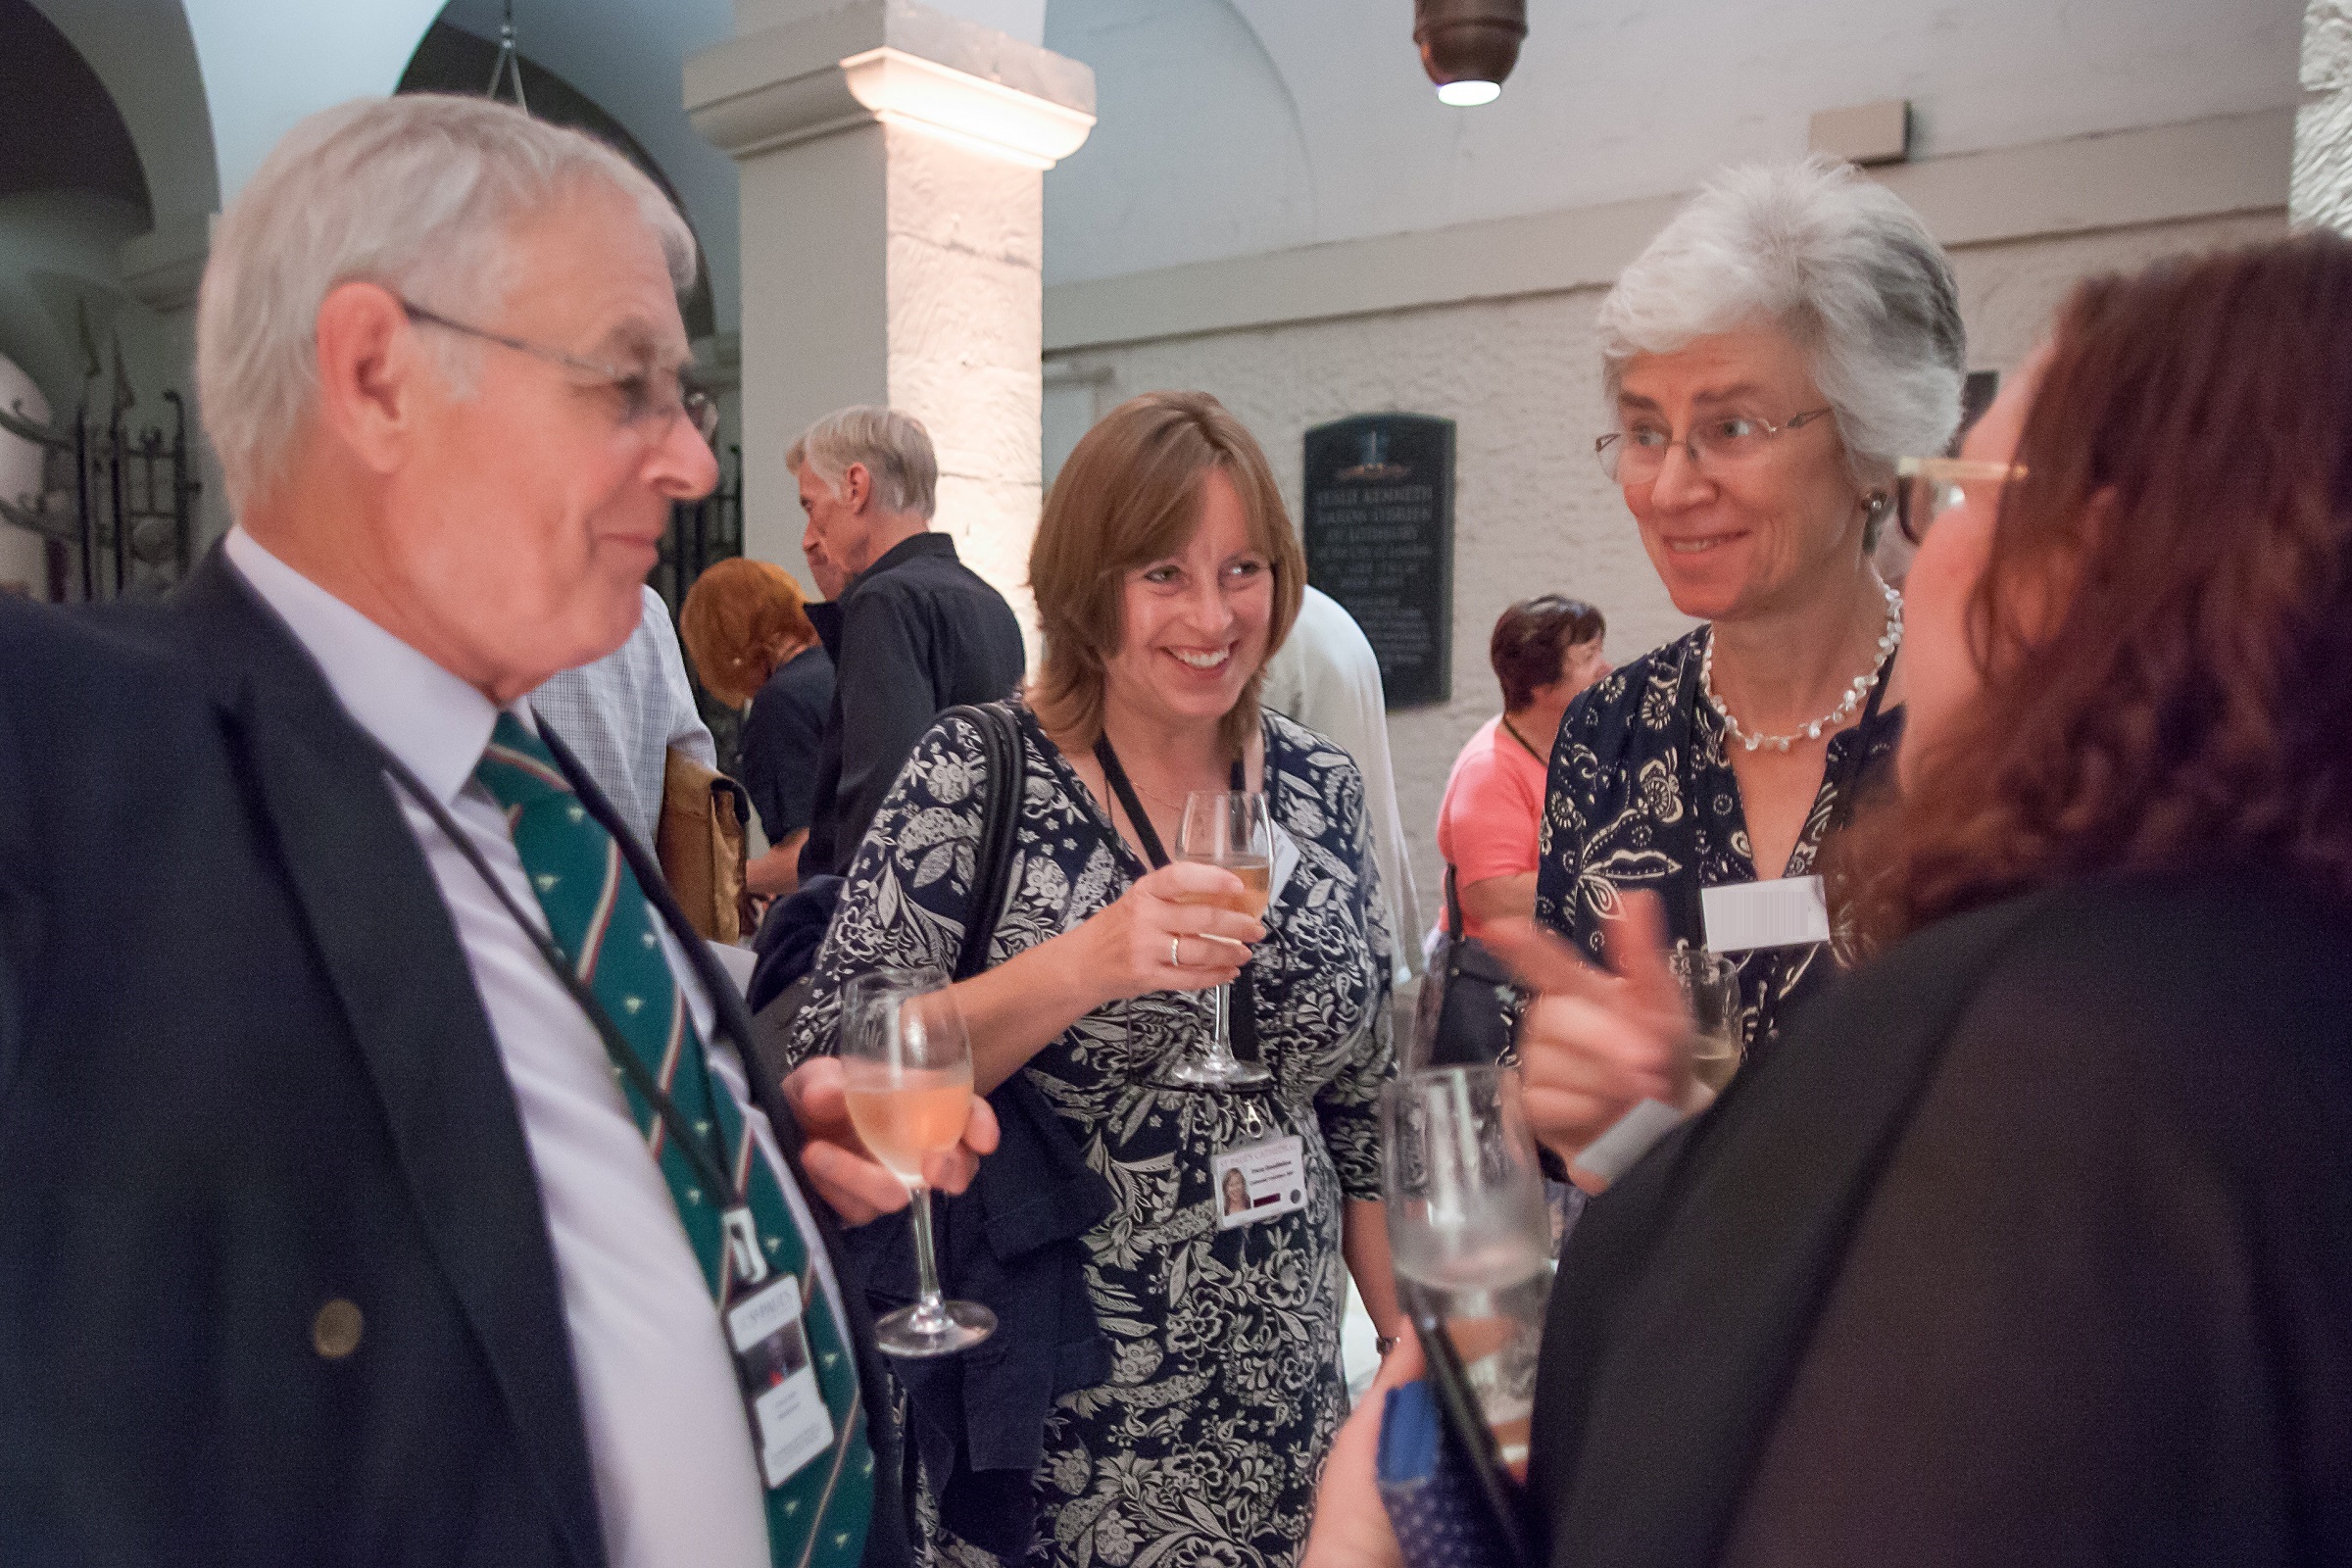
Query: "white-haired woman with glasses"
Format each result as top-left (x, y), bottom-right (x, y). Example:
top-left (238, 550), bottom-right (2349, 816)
top-left (1494, 158), bottom-right (1965, 1157)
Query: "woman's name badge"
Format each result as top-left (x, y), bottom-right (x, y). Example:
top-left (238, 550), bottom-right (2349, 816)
top-left (1212, 1135), bottom-right (1306, 1229)
top-left (726, 1274), bottom-right (835, 1489)
top-left (1700, 874), bottom-right (1831, 953)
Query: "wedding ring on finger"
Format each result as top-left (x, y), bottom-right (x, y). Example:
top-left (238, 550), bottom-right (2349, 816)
top-left (1170, 934), bottom-right (1185, 968)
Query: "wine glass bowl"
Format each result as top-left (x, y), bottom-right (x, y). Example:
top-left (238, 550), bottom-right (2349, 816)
top-left (839, 967), bottom-right (996, 1357)
top-left (1669, 949), bottom-right (1743, 1092)
top-left (1159, 790), bottom-right (1274, 1089)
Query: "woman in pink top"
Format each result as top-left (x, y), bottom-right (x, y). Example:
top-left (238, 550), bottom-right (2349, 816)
top-left (1437, 598), bottom-right (1610, 943)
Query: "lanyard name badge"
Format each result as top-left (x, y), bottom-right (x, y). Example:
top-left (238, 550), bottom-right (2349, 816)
top-left (1094, 736), bottom-right (1306, 1232)
top-left (371, 738), bottom-right (830, 1488)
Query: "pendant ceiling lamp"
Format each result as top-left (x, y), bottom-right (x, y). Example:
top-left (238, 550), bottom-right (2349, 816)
top-left (1413, 0), bottom-right (1527, 107)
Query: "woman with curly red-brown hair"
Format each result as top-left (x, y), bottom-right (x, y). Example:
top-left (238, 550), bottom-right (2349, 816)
top-left (1308, 236), bottom-right (2352, 1568)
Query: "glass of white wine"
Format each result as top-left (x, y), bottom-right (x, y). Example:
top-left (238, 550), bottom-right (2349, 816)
top-left (1669, 949), bottom-right (1743, 1093)
top-left (1159, 789), bottom-right (1273, 1089)
top-left (839, 966), bottom-right (997, 1357)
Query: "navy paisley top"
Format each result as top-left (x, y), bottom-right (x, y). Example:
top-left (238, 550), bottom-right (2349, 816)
top-left (1532, 626), bottom-right (1903, 1056)
top-left (787, 700), bottom-right (1395, 1568)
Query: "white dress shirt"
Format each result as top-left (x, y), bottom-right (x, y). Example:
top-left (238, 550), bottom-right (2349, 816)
top-left (224, 528), bottom-right (845, 1568)
top-left (531, 585), bottom-right (717, 852)
top-left (1259, 585), bottom-right (1426, 982)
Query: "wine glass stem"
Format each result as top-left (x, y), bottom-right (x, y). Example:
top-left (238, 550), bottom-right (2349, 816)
top-left (906, 1184), bottom-right (949, 1330)
top-left (1204, 981), bottom-right (1238, 1071)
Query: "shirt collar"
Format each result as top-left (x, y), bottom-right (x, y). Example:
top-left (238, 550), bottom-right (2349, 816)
top-left (221, 526), bottom-right (514, 808)
top-left (852, 529), bottom-right (953, 588)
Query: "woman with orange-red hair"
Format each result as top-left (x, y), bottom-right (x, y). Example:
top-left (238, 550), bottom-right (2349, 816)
top-left (679, 558), bottom-right (832, 897)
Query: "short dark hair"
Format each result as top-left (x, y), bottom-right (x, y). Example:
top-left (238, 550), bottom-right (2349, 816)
top-left (1491, 596), bottom-right (1605, 710)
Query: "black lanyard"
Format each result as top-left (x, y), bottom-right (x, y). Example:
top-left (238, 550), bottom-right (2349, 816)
top-left (370, 740), bottom-right (744, 1211)
top-left (1091, 734), bottom-right (1264, 1066)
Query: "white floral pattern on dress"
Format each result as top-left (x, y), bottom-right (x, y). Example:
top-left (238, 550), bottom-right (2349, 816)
top-left (1532, 628), bottom-right (1903, 1055)
top-left (789, 702), bottom-right (1395, 1568)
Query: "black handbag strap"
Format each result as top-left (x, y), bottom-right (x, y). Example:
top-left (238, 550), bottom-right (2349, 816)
top-left (945, 703), bottom-right (1023, 983)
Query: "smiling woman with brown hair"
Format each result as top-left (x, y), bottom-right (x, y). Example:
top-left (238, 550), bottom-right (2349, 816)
top-left (789, 391), bottom-right (1399, 1568)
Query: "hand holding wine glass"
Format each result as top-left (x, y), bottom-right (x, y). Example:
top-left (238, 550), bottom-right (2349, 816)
top-left (782, 1056), bottom-right (999, 1226)
top-left (1483, 893), bottom-right (1704, 1164)
top-left (1160, 789), bottom-right (1274, 1088)
top-left (839, 967), bottom-right (998, 1357)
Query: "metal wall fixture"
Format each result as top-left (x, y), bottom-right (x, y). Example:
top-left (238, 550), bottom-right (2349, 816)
top-left (1413, 0), bottom-right (1528, 107)
top-left (0, 388), bottom-right (198, 604)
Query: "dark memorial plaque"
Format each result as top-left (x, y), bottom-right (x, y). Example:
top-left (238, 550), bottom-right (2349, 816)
top-left (1301, 414), bottom-right (1454, 709)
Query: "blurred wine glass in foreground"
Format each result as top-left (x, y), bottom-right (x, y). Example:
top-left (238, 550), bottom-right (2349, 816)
top-left (1382, 1063), bottom-right (1553, 1476)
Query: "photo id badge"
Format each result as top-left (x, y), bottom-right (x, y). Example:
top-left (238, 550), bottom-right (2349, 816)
top-left (726, 1273), bottom-right (834, 1489)
top-left (1213, 1134), bottom-right (1307, 1230)
top-left (1700, 874), bottom-right (1831, 954)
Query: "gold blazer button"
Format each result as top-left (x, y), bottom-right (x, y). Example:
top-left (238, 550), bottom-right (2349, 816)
top-left (313, 1298), bottom-right (364, 1360)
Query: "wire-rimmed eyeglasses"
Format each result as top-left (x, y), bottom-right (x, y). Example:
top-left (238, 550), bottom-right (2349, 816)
top-left (1892, 456), bottom-right (2030, 546)
top-left (1594, 407), bottom-right (1836, 484)
top-left (399, 299), bottom-right (719, 447)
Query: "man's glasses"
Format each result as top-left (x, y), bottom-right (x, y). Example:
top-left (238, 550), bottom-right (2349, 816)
top-left (1892, 457), bottom-right (2030, 546)
top-left (1594, 407), bottom-right (1836, 484)
top-left (399, 299), bottom-right (719, 447)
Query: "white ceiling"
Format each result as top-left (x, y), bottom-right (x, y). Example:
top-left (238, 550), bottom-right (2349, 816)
top-left (1041, 0), bottom-right (2303, 285)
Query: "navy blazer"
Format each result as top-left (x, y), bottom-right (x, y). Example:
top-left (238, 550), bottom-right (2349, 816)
top-left (0, 553), bottom-right (909, 1568)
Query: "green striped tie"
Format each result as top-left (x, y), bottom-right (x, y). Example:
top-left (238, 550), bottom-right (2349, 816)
top-left (475, 712), bottom-right (874, 1568)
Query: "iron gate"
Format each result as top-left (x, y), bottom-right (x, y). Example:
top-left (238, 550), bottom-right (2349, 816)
top-left (0, 390), bottom-right (199, 604)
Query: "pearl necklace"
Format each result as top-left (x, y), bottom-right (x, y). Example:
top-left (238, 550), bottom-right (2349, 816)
top-left (1701, 581), bottom-right (1902, 754)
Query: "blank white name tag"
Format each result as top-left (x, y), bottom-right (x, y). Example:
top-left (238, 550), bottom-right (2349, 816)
top-left (1700, 875), bottom-right (1831, 954)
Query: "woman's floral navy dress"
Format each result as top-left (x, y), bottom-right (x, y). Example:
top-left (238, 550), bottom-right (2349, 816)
top-left (1532, 626), bottom-right (1903, 1056)
top-left (788, 701), bottom-right (1395, 1568)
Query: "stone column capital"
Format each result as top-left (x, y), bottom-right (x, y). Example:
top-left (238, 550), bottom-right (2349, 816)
top-left (687, 0), bottom-right (1096, 171)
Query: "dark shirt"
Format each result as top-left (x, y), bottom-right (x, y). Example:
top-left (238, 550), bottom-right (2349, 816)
top-left (799, 532), bottom-right (1026, 878)
top-left (1532, 626), bottom-right (1902, 1055)
top-left (737, 643), bottom-right (833, 846)
top-left (1529, 866), bottom-right (2352, 1568)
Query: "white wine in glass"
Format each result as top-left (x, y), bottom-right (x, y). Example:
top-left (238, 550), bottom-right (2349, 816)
top-left (839, 967), bottom-right (996, 1357)
top-left (1161, 789), bottom-right (1273, 1088)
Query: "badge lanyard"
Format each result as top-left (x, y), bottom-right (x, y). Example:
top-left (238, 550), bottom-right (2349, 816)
top-left (373, 737), bottom-right (857, 1495)
top-left (368, 741), bottom-right (747, 1224)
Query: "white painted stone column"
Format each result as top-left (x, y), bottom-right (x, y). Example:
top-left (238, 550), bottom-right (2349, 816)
top-left (687, 1), bottom-right (1095, 642)
top-left (2297, 0), bottom-right (2352, 233)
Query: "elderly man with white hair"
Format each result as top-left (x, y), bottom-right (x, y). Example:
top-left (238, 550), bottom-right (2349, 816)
top-left (0, 95), bottom-right (995, 1568)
